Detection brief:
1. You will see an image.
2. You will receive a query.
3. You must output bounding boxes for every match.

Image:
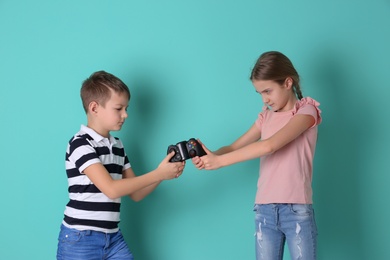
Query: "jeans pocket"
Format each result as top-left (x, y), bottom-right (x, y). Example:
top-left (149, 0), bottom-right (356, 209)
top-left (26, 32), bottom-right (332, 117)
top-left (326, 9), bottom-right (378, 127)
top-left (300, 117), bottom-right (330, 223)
top-left (290, 204), bottom-right (312, 216)
top-left (58, 227), bottom-right (82, 243)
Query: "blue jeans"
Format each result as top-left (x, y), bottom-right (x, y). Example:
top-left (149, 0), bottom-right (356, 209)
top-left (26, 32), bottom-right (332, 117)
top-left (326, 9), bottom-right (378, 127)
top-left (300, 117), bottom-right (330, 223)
top-left (254, 204), bottom-right (317, 260)
top-left (57, 224), bottom-right (134, 260)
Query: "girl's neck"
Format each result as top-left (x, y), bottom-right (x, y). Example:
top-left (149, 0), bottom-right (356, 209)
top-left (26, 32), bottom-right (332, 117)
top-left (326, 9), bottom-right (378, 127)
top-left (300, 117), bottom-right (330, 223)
top-left (275, 95), bottom-right (298, 112)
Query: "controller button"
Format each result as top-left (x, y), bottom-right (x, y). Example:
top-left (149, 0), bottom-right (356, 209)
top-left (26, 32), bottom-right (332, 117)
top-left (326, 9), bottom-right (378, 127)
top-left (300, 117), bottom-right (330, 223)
top-left (189, 150), bottom-right (196, 157)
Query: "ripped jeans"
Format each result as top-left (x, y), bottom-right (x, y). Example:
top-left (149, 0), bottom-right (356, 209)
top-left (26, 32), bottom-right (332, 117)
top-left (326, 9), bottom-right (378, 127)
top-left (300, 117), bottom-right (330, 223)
top-left (254, 204), bottom-right (317, 260)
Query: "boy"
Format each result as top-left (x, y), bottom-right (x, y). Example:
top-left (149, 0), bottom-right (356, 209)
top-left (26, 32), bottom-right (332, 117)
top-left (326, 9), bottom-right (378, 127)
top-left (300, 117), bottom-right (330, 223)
top-left (57, 71), bottom-right (185, 259)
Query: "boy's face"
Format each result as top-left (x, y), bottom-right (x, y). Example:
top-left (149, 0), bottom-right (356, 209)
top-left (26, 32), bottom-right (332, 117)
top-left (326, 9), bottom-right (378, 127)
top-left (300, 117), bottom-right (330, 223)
top-left (94, 90), bottom-right (129, 136)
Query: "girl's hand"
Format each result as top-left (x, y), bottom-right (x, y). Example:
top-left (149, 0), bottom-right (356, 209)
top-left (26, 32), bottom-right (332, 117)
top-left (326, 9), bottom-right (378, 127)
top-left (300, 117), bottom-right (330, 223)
top-left (158, 152), bottom-right (185, 180)
top-left (199, 153), bottom-right (222, 170)
top-left (191, 139), bottom-right (208, 169)
top-left (191, 156), bottom-right (204, 169)
top-left (191, 140), bottom-right (221, 170)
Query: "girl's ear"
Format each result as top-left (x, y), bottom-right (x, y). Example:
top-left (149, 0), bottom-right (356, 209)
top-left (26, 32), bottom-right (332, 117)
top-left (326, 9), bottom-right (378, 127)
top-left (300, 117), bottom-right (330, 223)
top-left (284, 77), bottom-right (293, 89)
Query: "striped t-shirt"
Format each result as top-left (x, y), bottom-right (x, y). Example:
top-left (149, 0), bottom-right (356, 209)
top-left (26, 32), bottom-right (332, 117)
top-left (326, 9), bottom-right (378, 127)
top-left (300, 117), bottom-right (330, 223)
top-left (62, 125), bottom-right (131, 233)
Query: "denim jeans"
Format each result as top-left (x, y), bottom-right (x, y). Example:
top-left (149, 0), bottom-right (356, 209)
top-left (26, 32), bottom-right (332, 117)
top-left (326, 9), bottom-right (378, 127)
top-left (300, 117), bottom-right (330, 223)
top-left (57, 224), bottom-right (134, 260)
top-left (254, 204), bottom-right (317, 260)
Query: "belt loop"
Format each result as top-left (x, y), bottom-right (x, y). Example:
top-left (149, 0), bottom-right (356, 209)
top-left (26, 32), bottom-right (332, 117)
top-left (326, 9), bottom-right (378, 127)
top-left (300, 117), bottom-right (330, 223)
top-left (85, 230), bottom-right (92, 236)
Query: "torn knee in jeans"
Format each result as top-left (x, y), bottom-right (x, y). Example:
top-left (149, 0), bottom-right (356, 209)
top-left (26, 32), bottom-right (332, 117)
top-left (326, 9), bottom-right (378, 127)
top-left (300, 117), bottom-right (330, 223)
top-left (255, 218), bottom-right (266, 242)
top-left (295, 222), bottom-right (303, 258)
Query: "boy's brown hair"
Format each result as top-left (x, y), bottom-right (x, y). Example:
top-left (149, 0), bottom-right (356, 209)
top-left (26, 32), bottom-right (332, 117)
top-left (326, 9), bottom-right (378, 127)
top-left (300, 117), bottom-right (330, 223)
top-left (80, 71), bottom-right (130, 113)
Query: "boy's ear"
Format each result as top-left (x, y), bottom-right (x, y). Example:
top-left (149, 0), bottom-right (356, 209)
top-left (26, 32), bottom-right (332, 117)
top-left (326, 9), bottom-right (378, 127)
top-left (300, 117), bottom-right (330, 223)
top-left (88, 101), bottom-right (99, 114)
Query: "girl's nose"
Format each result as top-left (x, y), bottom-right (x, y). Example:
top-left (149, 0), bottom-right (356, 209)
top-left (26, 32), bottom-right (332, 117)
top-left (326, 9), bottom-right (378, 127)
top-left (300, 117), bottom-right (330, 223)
top-left (262, 96), bottom-right (269, 104)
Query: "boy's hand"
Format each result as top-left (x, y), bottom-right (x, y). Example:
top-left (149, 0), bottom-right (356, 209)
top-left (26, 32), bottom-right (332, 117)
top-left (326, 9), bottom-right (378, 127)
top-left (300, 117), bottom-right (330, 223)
top-left (158, 151), bottom-right (185, 180)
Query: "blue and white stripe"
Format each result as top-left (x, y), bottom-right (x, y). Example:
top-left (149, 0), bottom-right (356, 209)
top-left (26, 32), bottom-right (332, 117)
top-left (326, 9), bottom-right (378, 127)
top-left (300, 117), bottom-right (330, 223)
top-left (62, 125), bottom-right (130, 233)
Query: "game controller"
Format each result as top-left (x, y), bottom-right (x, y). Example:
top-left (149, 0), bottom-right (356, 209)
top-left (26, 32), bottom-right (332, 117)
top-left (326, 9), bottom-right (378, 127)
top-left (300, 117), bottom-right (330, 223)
top-left (167, 138), bottom-right (207, 162)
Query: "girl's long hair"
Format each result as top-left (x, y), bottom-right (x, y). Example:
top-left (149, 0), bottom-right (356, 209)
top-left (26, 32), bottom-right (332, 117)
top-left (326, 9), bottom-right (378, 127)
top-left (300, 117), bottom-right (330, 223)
top-left (250, 51), bottom-right (303, 99)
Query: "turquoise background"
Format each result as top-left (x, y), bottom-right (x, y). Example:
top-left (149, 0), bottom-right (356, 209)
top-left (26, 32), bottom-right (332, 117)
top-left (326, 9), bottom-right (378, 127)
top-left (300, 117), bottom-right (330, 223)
top-left (1, 0), bottom-right (389, 259)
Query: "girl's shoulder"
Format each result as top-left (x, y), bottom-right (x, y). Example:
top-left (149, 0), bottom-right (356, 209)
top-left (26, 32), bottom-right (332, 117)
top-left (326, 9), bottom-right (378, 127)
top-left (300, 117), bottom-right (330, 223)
top-left (259, 97), bottom-right (321, 114)
top-left (256, 97), bottom-right (322, 126)
top-left (293, 97), bottom-right (321, 112)
top-left (293, 97), bottom-right (322, 125)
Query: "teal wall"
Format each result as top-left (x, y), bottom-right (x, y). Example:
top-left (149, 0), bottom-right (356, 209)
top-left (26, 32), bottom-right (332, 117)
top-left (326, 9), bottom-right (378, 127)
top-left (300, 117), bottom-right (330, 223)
top-left (1, 1), bottom-right (389, 259)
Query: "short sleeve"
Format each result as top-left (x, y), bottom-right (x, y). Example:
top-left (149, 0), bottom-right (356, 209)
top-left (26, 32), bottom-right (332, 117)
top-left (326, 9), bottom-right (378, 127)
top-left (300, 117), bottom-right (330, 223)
top-left (255, 105), bottom-right (269, 130)
top-left (67, 137), bottom-right (101, 173)
top-left (293, 97), bottom-right (322, 127)
top-left (112, 138), bottom-right (131, 171)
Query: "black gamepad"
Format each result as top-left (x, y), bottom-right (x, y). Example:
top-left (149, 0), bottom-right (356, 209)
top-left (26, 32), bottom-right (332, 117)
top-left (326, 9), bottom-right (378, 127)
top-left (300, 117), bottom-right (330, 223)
top-left (167, 138), bottom-right (206, 162)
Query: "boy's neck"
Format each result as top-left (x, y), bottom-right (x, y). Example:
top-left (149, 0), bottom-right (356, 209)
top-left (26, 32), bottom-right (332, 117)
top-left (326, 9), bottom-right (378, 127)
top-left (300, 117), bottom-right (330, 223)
top-left (87, 121), bottom-right (110, 138)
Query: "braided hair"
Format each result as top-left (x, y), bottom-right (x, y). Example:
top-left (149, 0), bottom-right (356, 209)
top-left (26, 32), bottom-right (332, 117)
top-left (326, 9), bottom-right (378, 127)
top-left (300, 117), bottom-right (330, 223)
top-left (250, 51), bottom-right (303, 100)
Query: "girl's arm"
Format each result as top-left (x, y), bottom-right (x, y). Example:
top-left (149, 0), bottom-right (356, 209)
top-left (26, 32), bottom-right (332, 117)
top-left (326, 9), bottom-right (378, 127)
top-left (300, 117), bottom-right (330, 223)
top-left (213, 123), bottom-right (262, 155)
top-left (83, 152), bottom-right (184, 200)
top-left (201, 114), bottom-right (315, 170)
top-left (192, 123), bottom-right (261, 168)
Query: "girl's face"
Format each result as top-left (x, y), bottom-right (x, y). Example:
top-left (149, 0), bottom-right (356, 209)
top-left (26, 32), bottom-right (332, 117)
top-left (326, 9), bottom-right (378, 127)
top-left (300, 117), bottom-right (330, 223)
top-left (252, 78), bottom-right (297, 112)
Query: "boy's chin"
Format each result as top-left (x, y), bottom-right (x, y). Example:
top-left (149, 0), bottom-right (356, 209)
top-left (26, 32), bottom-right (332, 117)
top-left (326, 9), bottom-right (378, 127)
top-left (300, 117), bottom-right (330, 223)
top-left (111, 126), bottom-right (122, 131)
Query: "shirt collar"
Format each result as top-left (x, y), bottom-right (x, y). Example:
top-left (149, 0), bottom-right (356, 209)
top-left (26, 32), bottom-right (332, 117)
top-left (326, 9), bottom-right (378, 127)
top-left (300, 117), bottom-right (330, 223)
top-left (80, 125), bottom-right (117, 145)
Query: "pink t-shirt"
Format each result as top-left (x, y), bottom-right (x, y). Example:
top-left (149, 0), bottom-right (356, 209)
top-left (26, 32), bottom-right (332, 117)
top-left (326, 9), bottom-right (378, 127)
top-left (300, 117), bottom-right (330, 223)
top-left (254, 97), bottom-right (322, 204)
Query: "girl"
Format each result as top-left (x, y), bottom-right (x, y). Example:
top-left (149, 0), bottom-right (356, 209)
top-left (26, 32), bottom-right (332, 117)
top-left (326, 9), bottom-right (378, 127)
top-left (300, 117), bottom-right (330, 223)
top-left (192, 51), bottom-right (321, 260)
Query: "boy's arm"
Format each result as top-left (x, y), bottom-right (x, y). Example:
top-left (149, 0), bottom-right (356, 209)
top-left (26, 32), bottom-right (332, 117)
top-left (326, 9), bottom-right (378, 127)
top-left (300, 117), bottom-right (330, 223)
top-left (122, 167), bottom-right (161, 202)
top-left (83, 152), bottom-right (183, 200)
top-left (125, 160), bottom-right (186, 201)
